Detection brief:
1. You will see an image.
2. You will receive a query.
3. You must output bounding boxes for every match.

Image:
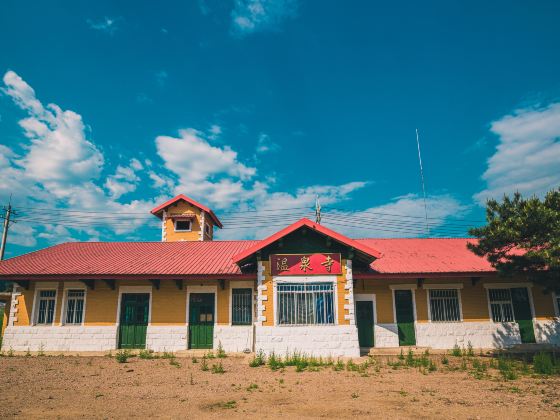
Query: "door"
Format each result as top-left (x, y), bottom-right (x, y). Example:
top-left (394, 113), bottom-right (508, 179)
top-left (511, 287), bottom-right (536, 343)
top-left (394, 289), bottom-right (416, 346)
top-left (356, 300), bottom-right (374, 347)
top-left (189, 293), bottom-right (215, 349)
top-left (118, 293), bottom-right (149, 349)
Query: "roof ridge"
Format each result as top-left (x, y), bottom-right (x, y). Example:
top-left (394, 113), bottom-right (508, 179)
top-left (356, 237), bottom-right (474, 240)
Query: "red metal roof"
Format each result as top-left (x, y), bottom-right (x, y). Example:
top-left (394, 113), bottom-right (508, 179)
top-left (232, 218), bottom-right (382, 264)
top-left (0, 241), bottom-right (257, 279)
top-left (0, 237), bottom-right (496, 280)
top-left (360, 238), bottom-right (494, 275)
top-left (151, 194), bottom-right (223, 228)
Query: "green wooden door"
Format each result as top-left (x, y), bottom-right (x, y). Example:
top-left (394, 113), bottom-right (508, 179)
top-left (118, 293), bottom-right (149, 349)
top-left (189, 293), bottom-right (214, 349)
top-left (395, 290), bottom-right (416, 346)
top-left (511, 287), bottom-right (536, 344)
top-left (356, 301), bottom-right (374, 347)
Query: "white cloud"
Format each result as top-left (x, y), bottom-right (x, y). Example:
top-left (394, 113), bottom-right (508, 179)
top-left (231, 0), bottom-right (298, 36)
top-left (155, 70), bottom-right (168, 87)
top-left (0, 71), bottom-right (160, 246)
top-left (255, 132), bottom-right (279, 154)
top-left (475, 103), bottom-right (560, 203)
top-left (87, 17), bottom-right (120, 35)
top-left (320, 194), bottom-right (469, 238)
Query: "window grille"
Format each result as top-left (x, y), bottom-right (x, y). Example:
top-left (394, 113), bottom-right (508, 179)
top-left (488, 288), bottom-right (515, 322)
top-left (36, 290), bottom-right (56, 324)
top-left (65, 289), bottom-right (85, 324)
top-left (277, 283), bottom-right (335, 325)
top-left (429, 289), bottom-right (461, 322)
top-left (232, 288), bottom-right (252, 325)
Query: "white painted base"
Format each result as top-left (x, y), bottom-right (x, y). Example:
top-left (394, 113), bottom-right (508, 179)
top-left (415, 322), bottom-right (522, 349)
top-left (254, 325), bottom-right (360, 357)
top-left (1, 326), bottom-right (117, 352)
top-left (535, 320), bottom-right (560, 345)
top-left (214, 326), bottom-right (253, 352)
top-left (146, 326), bottom-right (187, 352)
top-left (374, 324), bottom-right (400, 348)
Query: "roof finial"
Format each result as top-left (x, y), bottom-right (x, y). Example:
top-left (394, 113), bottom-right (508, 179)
top-left (315, 195), bottom-right (322, 224)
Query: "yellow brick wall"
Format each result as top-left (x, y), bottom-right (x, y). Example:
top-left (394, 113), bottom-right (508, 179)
top-left (1, 301), bottom-right (9, 337)
top-left (261, 261), bottom-right (274, 326)
top-left (13, 284), bottom-right (34, 326)
top-left (336, 260), bottom-right (350, 325)
top-left (353, 276), bottom-right (558, 323)
top-left (163, 201), bottom-right (213, 242)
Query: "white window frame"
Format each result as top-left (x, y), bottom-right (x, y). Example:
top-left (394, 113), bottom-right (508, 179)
top-left (186, 285), bottom-right (218, 327)
top-left (424, 284), bottom-right (463, 323)
top-left (61, 282), bottom-right (87, 326)
top-left (174, 219), bottom-right (192, 232)
top-left (273, 275), bottom-right (338, 327)
top-left (229, 281), bottom-right (254, 326)
top-left (31, 282), bottom-right (59, 326)
top-left (389, 284), bottom-right (417, 324)
top-left (483, 283), bottom-right (535, 323)
top-left (116, 285), bottom-right (153, 326)
top-left (552, 292), bottom-right (560, 318)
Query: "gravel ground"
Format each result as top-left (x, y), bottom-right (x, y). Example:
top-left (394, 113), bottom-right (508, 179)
top-left (0, 353), bottom-right (559, 419)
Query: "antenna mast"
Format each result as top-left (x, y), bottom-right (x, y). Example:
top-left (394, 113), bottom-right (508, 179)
top-left (415, 129), bottom-right (429, 236)
top-left (315, 195), bottom-right (322, 224)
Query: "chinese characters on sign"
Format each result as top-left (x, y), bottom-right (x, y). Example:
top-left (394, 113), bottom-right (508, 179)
top-left (270, 253), bottom-right (342, 276)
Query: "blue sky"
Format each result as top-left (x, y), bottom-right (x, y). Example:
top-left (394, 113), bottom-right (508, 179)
top-left (1, 0), bottom-right (559, 257)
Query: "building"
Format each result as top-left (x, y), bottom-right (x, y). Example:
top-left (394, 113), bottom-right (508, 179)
top-left (0, 194), bottom-right (559, 356)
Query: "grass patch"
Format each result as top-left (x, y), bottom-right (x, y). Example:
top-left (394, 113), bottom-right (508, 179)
top-left (115, 350), bottom-right (133, 363)
top-left (138, 349), bottom-right (158, 360)
top-left (211, 362), bottom-right (225, 374)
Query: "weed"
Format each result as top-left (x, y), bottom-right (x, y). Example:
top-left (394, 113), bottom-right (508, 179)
top-left (192, 357), bottom-right (199, 364)
top-left (279, 378), bottom-right (284, 384)
top-left (533, 352), bottom-right (556, 375)
top-left (267, 352), bottom-right (284, 371)
top-left (249, 350), bottom-right (266, 367)
top-left (221, 400), bottom-right (237, 409)
top-left (201, 357), bottom-right (209, 371)
top-left (428, 359), bottom-right (437, 372)
top-left (441, 354), bottom-right (449, 365)
top-left (139, 349), bottom-right (156, 360)
top-left (346, 360), bottom-right (359, 372)
top-left (247, 383), bottom-right (258, 391)
top-left (115, 350), bottom-right (132, 363)
top-left (162, 351), bottom-right (175, 359)
top-left (451, 344), bottom-right (462, 357)
top-left (460, 358), bottom-right (467, 371)
top-left (216, 342), bottom-right (227, 358)
top-left (206, 351), bottom-right (216, 359)
top-left (351, 392), bottom-right (359, 399)
top-left (398, 349), bottom-right (405, 360)
top-left (212, 362), bottom-right (225, 374)
top-left (466, 341), bottom-right (474, 357)
top-left (497, 356), bottom-right (518, 381)
top-left (333, 359), bottom-right (345, 371)
top-left (25, 348), bottom-right (31, 357)
top-left (405, 350), bottom-right (415, 367)
top-left (7, 348), bottom-right (14, 357)
top-left (37, 344), bottom-right (45, 357)
top-left (399, 389), bottom-right (408, 397)
top-left (169, 358), bottom-right (181, 368)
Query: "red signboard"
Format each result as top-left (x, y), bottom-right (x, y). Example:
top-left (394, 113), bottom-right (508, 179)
top-left (270, 253), bottom-right (342, 276)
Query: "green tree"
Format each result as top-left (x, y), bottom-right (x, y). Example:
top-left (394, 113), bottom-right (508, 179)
top-left (468, 189), bottom-right (560, 292)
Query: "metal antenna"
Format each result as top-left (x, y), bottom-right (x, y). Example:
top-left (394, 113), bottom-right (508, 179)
top-left (416, 129), bottom-right (429, 236)
top-left (315, 195), bottom-right (322, 224)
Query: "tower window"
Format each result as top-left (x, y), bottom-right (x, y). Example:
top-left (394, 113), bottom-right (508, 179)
top-left (174, 219), bottom-right (192, 232)
top-left (205, 223), bottom-right (211, 236)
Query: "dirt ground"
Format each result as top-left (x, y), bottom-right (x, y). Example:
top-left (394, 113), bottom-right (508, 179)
top-left (1, 352), bottom-right (559, 419)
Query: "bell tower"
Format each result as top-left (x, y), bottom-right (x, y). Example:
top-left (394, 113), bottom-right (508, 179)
top-left (150, 194), bottom-right (223, 242)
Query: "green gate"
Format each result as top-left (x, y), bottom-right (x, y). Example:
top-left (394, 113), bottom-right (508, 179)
top-left (395, 290), bottom-right (416, 346)
top-left (189, 293), bottom-right (215, 349)
top-left (511, 287), bottom-right (536, 344)
top-left (118, 293), bottom-right (149, 349)
top-left (356, 300), bottom-right (374, 347)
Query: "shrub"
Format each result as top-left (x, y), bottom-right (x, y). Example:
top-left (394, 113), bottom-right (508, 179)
top-left (466, 341), bottom-right (474, 357)
top-left (441, 355), bottom-right (449, 365)
top-left (333, 359), bottom-right (344, 371)
top-left (115, 350), bottom-right (132, 363)
top-left (405, 350), bottom-right (415, 367)
top-left (201, 357), bottom-right (209, 371)
top-left (162, 351), bottom-right (175, 359)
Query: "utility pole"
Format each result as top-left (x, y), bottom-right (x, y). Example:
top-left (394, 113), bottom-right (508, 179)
top-left (0, 199), bottom-right (13, 261)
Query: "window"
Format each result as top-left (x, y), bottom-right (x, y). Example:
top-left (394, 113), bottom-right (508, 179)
top-left (36, 290), bottom-right (56, 325)
top-left (232, 288), bottom-right (252, 325)
top-left (429, 289), bottom-right (461, 322)
top-left (65, 289), bottom-right (85, 324)
top-left (205, 223), bottom-right (211, 236)
top-left (488, 288), bottom-right (515, 322)
top-left (277, 283), bottom-right (335, 325)
top-left (174, 219), bottom-right (192, 232)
